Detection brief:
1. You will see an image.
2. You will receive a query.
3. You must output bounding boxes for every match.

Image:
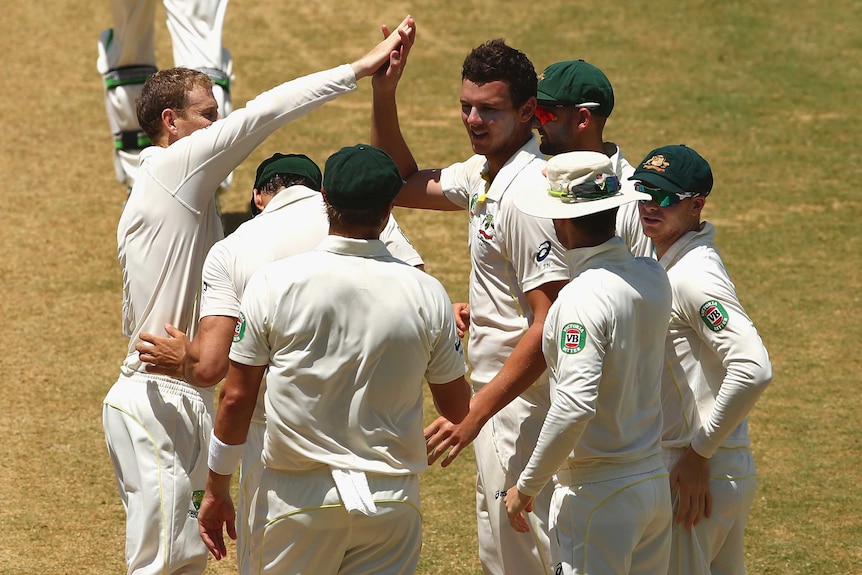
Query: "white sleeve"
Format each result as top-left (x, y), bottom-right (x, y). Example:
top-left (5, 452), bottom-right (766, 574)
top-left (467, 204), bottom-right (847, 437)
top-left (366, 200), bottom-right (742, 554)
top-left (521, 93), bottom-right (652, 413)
top-left (152, 65), bottom-right (357, 213)
top-left (228, 270), bottom-right (272, 367)
top-left (200, 241), bottom-right (240, 318)
top-left (380, 215), bottom-right (424, 267)
top-left (678, 255), bottom-right (773, 458)
top-left (498, 193), bottom-right (570, 293)
top-left (516, 294), bottom-right (606, 496)
top-left (424, 280), bottom-right (468, 384)
top-left (439, 156), bottom-right (485, 210)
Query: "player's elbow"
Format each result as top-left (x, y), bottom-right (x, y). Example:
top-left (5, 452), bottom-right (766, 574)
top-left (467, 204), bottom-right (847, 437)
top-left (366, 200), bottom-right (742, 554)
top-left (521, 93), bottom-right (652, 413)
top-left (191, 360), bottom-right (229, 388)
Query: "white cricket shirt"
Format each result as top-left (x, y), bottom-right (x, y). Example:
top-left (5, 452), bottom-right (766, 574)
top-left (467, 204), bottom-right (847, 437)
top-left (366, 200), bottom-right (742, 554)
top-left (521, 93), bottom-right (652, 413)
top-left (517, 237), bottom-right (672, 496)
top-left (229, 236), bottom-right (466, 474)
top-left (440, 135), bottom-right (570, 388)
top-left (117, 64), bottom-right (358, 376)
top-left (658, 223), bottom-right (772, 458)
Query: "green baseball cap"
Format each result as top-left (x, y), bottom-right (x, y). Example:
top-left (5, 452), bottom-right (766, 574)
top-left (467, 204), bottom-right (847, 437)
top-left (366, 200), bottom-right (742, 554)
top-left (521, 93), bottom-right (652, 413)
top-left (254, 153), bottom-right (322, 191)
top-left (537, 60), bottom-right (614, 117)
top-left (631, 144), bottom-right (713, 196)
top-left (323, 144), bottom-right (404, 209)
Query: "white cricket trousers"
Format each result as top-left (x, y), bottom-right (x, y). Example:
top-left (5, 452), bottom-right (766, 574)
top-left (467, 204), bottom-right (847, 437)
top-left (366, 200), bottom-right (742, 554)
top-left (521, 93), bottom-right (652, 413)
top-left (246, 466), bottom-right (422, 575)
top-left (236, 419), bottom-right (265, 575)
top-left (663, 447), bottom-right (758, 575)
top-left (551, 455), bottom-right (672, 575)
top-left (473, 389), bottom-right (554, 575)
top-left (103, 372), bottom-right (214, 575)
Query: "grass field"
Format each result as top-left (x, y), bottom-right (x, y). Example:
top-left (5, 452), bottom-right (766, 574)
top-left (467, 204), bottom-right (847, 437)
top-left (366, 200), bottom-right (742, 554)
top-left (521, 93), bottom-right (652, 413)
top-left (1, 0), bottom-right (861, 574)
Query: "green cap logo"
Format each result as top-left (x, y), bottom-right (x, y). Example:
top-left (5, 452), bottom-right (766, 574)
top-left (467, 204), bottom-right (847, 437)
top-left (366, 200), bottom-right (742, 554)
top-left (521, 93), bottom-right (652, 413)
top-left (560, 322), bottom-right (586, 354)
top-left (700, 300), bottom-right (729, 331)
top-left (233, 312), bottom-right (246, 342)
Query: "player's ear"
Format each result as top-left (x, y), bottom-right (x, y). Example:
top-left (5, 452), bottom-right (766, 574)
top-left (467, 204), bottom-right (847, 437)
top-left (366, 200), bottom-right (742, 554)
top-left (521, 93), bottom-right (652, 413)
top-left (691, 196), bottom-right (706, 216)
top-left (520, 96), bottom-right (537, 124)
top-left (162, 108), bottom-right (179, 139)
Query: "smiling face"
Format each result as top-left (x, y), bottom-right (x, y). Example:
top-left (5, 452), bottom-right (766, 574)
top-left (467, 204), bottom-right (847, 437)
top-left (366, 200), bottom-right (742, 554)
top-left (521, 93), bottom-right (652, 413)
top-left (460, 79), bottom-right (534, 168)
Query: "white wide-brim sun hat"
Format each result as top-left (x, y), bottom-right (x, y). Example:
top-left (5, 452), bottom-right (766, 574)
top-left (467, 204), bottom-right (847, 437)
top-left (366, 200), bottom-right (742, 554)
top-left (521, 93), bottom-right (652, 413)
top-left (513, 151), bottom-right (650, 219)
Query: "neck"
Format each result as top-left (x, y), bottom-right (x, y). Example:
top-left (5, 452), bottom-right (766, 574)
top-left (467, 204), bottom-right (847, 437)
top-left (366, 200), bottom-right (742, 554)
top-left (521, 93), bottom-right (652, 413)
top-left (328, 224), bottom-right (384, 240)
top-left (653, 221), bottom-right (702, 259)
top-left (486, 132), bottom-right (531, 181)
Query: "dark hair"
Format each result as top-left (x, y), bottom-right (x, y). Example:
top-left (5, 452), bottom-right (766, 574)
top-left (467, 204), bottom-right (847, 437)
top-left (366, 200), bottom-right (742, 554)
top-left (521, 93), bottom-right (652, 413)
top-left (462, 39), bottom-right (537, 108)
top-left (570, 208), bottom-right (618, 236)
top-left (136, 67), bottom-right (213, 141)
top-left (325, 203), bottom-right (390, 230)
top-left (259, 174), bottom-right (318, 195)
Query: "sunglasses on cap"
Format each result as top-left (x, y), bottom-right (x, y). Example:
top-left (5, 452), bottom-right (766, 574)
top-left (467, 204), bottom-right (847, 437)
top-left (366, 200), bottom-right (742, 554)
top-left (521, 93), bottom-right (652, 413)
top-left (549, 174), bottom-right (621, 203)
top-left (534, 102), bottom-right (601, 126)
top-left (634, 182), bottom-right (698, 207)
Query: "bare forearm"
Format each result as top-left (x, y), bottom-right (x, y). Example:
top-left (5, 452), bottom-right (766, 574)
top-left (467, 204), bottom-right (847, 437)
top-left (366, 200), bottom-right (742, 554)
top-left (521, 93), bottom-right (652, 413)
top-left (469, 322), bottom-right (547, 425)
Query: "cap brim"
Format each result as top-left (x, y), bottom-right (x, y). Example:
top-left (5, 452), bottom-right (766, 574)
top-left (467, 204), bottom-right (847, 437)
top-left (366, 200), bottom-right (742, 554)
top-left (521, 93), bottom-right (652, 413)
top-left (629, 171), bottom-right (685, 195)
top-left (512, 182), bottom-right (650, 219)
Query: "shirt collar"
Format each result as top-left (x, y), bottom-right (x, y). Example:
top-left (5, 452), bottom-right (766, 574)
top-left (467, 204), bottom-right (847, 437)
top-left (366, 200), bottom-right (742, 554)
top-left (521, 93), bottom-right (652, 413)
top-left (564, 236), bottom-right (632, 275)
top-left (260, 185), bottom-right (321, 215)
top-left (480, 134), bottom-right (543, 202)
top-left (316, 235), bottom-right (392, 258)
top-left (659, 222), bottom-right (716, 269)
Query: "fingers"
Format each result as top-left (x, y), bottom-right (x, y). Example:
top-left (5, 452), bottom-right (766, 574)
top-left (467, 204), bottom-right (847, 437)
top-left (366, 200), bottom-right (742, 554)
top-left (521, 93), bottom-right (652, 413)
top-left (199, 527), bottom-right (226, 560)
top-left (164, 323), bottom-right (184, 338)
top-left (439, 443), bottom-right (463, 468)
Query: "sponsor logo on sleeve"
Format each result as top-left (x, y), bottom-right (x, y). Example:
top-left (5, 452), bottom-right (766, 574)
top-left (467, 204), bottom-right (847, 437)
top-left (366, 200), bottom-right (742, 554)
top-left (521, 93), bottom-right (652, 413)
top-left (560, 322), bottom-right (586, 354)
top-left (700, 300), bottom-right (729, 331)
top-left (536, 240), bottom-right (551, 263)
top-left (233, 312), bottom-right (246, 342)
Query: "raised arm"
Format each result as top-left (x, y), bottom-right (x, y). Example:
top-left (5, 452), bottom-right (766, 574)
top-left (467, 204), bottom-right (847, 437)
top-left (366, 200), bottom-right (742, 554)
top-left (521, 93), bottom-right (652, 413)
top-left (370, 18), bottom-right (460, 211)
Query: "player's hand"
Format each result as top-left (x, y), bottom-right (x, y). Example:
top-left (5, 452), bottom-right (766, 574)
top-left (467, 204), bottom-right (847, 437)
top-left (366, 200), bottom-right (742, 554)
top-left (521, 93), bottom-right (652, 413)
top-left (136, 323), bottom-right (189, 379)
top-left (453, 302), bottom-right (470, 338)
top-left (371, 17), bottom-right (415, 95)
top-left (424, 412), bottom-right (481, 467)
top-left (503, 487), bottom-right (534, 533)
top-left (352, 15), bottom-right (415, 80)
top-left (669, 445), bottom-right (712, 529)
top-left (198, 476), bottom-right (237, 561)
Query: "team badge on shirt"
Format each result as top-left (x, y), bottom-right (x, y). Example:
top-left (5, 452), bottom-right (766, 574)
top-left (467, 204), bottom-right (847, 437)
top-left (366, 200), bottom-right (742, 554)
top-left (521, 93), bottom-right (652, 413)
top-left (233, 312), bottom-right (247, 342)
top-left (560, 322), bottom-right (586, 354)
top-left (700, 300), bottom-right (729, 331)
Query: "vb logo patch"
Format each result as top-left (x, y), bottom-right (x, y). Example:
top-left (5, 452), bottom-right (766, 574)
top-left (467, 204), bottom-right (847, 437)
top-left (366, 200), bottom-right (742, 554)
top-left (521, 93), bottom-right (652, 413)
top-left (560, 322), bottom-right (586, 354)
top-left (700, 300), bottom-right (729, 331)
top-left (233, 312), bottom-right (246, 342)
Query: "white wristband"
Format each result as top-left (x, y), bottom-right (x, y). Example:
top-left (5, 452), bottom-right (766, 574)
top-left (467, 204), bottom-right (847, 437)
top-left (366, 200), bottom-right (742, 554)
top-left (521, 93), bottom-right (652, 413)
top-left (208, 430), bottom-right (245, 475)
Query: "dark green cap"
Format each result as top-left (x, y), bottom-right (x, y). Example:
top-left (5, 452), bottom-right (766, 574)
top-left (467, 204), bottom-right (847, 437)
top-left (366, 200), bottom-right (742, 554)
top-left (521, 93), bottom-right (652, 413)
top-left (537, 60), bottom-right (614, 117)
top-left (631, 145), bottom-right (713, 196)
top-left (323, 144), bottom-right (404, 209)
top-left (254, 153), bottom-right (322, 191)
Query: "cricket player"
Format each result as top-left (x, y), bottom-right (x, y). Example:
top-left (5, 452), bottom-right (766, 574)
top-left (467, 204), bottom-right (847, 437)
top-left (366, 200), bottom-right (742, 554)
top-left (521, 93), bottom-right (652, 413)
top-left (135, 151), bottom-right (424, 573)
top-left (532, 59), bottom-right (651, 257)
top-left (632, 144), bottom-right (773, 575)
top-left (97, 0), bottom-right (234, 189)
top-left (197, 144), bottom-right (472, 575)
top-left (102, 19), bottom-right (416, 575)
top-left (504, 150), bottom-right (673, 575)
top-left (372, 38), bottom-right (570, 574)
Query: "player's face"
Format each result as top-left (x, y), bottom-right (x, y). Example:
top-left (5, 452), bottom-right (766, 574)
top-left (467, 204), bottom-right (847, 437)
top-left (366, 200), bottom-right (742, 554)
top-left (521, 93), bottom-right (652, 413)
top-left (174, 85), bottom-right (220, 139)
top-left (638, 194), bottom-right (705, 249)
top-left (460, 79), bottom-right (533, 161)
top-left (534, 104), bottom-right (582, 155)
